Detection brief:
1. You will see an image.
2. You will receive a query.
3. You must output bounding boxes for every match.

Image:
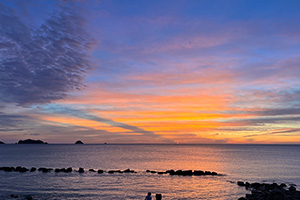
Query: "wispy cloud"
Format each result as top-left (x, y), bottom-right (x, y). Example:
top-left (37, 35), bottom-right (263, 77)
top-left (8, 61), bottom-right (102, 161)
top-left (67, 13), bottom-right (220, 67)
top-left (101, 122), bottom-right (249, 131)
top-left (0, 4), bottom-right (94, 105)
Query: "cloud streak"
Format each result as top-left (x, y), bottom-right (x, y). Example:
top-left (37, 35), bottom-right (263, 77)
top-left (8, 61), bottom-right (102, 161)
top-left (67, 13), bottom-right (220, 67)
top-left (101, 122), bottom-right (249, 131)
top-left (0, 5), bottom-right (94, 105)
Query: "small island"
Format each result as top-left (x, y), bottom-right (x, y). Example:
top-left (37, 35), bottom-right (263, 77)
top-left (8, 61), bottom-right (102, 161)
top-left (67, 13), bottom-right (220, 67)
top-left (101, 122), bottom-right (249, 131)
top-left (18, 139), bottom-right (48, 144)
top-left (75, 140), bottom-right (84, 144)
top-left (0, 141), bottom-right (4, 144)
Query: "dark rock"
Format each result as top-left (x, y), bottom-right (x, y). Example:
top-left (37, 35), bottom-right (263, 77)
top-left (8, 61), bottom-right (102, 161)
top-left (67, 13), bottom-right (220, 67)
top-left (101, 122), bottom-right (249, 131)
top-left (55, 168), bottom-right (61, 172)
top-left (150, 171), bottom-right (157, 173)
top-left (10, 194), bottom-right (18, 198)
top-left (15, 166), bottom-right (28, 172)
top-left (75, 140), bottom-right (84, 144)
top-left (89, 169), bottom-right (96, 172)
top-left (78, 168), bottom-right (84, 173)
top-left (182, 170), bottom-right (193, 176)
top-left (250, 182), bottom-right (262, 189)
top-left (30, 167), bottom-right (36, 172)
top-left (238, 181), bottom-right (300, 200)
top-left (166, 169), bottom-right (175, 175)
top-left (0, 167), bottom-right (15, 172)
top-left (175, 170), bottom-right (183, 175)
top-left (18, 139), bottom-right (47, 144)
top-left (24, 195), bottom-right (33, 200)
top-left (204, 171), bottom-right (212, 175)
top-left (289, 186), bottom-right (296, 192)
top-left (97, 169), bottom-right (104, 173)
top-left (146, 170), bottom-right (151, 172)
top-left (238, 197), bottom-right (246, 200)
top-left (123, 168), bottom-right (135, 173)
top-left (279, 183), bottom-right (287, 188)
top-left (237, 181), bottom-right (245, 186)
top-left (211, 171), bottom-right (218, 175)
top-left (0, 141), bottom-right (4, 144)
top-left (193, 170), bottom-right (205, 176)
top-left (38, 167), bottom-right (52, 173)
top-left (108, 170), bottom-right (114, 174)
top-left (157, 172), bottom-right (165, 174)
top-left (66, 167), bottom-right (72, 172)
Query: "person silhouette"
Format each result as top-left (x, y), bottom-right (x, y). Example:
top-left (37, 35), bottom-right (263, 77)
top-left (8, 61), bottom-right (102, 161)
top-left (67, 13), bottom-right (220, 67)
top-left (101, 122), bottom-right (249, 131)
top-left (145, 192), bottom-right (152, 200)
top-left (156, 194), bottom-right (162, 200)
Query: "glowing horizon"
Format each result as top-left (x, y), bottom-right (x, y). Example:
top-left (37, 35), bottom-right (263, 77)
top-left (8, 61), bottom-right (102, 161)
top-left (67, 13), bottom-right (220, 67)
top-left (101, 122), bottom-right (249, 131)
top-left (1, 0), bottom-right (300, 144)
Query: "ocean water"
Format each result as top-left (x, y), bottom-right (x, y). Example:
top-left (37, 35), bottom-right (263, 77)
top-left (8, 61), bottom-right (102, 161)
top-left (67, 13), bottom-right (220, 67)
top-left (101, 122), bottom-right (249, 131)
top-left (0, 144), bottom-right (299, 199)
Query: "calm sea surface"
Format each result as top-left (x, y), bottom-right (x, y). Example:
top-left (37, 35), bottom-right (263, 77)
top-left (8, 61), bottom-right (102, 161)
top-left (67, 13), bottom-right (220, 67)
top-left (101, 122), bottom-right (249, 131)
top-left (0, 144), bottom-right (299, 199)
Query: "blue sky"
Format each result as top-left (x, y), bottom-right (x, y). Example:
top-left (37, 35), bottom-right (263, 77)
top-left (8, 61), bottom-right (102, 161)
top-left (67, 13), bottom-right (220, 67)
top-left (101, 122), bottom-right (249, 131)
top-left (1, 0), bottom-right (300, 144)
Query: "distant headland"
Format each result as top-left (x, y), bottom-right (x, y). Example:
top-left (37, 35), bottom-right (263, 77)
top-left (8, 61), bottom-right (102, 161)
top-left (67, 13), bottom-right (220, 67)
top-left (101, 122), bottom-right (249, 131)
top-left (17, 139), bottom-right (48, 144)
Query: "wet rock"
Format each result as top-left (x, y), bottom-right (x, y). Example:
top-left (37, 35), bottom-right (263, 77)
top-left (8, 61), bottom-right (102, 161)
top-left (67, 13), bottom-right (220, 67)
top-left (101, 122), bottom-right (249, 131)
top-left (182, 170), bottom-right (193, 176)
top-left (78, 168), bottom-right (84, 173)
top-left (89, 169), bottom-right (96, 172)
top-left (38, 167), bottom-right (52, 173)
top-left (237, 181), bottom-right (245, 186)
top-left (166, 169), bottom-right (175, 175)
top-left (238, 181), bottom-right (300, 200)
top-left (279, 183), bottom-right (287, 188)
top-left (289, 186), bottom-right (296, 192)
top-left (55, 168), bottom-right (62, 172)
top-left (30, 167), bottom-right (36, 172)
top-left (24, 195), bottom-right (33, 200)
top-left (175, 170), bottom-right (183, 175)
top-left (237, 197), bottom-right (246, 200)
top-left (123, 168), bottom-right (135, 173)
top-left (193, 170), bottom-right (205, 176)
top-left (15, 166), bottom-right (28, 172)
top-left (0, 167), bottom-right (15, 172)
top-left (146, 170), bottom-right (151, 172)
top-left (150, 171), bottom-right (157, 173)
top-left (10, 194), bottom-right (18, 198)
top-left (97, 169), bottom-right (104, 173)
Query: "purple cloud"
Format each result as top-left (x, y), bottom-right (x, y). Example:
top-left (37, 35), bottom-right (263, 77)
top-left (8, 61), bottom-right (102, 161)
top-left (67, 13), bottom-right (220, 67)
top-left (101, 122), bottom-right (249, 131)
top-left (0, 5), bottom-right (94, 105)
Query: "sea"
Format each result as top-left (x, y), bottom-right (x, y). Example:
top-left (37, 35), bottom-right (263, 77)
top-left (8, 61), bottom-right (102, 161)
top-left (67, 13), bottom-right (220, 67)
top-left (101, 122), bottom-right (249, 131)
top-left (0, 144), bottom-right (299, 200)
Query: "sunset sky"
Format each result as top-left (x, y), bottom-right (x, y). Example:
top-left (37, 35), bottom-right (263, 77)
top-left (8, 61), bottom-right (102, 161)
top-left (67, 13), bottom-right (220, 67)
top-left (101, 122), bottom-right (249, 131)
top-left (1, 0), bottom-right (300, 144)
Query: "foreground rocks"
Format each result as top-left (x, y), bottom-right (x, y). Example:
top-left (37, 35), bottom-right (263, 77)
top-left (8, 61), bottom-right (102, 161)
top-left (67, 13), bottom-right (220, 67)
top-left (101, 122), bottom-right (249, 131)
top-left (237, 181), bottom-right (300, 200)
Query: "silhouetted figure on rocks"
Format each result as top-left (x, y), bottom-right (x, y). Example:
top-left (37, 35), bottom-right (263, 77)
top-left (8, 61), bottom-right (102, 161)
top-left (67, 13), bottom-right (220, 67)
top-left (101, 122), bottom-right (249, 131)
top-left (145, 192), bottom-right (152, 200)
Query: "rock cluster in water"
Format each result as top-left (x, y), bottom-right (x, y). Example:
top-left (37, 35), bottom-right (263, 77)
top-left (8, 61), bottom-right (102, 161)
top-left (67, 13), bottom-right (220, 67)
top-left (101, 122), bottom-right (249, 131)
top-left (0, 166), bottom-right (138, 174)
top-left (237, 181), bottom-right (300, 200)
top-left (0, 166), bottom-right (220, 177)
top-left (146, 169), bottom-right (219, 176)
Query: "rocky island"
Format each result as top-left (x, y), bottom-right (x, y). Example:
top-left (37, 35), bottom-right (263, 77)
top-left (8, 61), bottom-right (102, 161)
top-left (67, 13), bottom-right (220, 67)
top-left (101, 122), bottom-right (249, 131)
top-left (0, 141), bottom-right (4, 144)
top-left (17, 139), bottom-right (48, 144)
top-left (75, 140), bottom-right (84, 144)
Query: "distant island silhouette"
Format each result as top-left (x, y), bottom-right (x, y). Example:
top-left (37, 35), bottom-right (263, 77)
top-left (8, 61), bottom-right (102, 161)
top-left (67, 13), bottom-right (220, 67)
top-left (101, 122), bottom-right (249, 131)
top-left (75, 140), bottom-right (84, 144)
top-left (0, 141), bottom-right (4, 144)
top-left (18, 139), bottom-right (48, 144)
